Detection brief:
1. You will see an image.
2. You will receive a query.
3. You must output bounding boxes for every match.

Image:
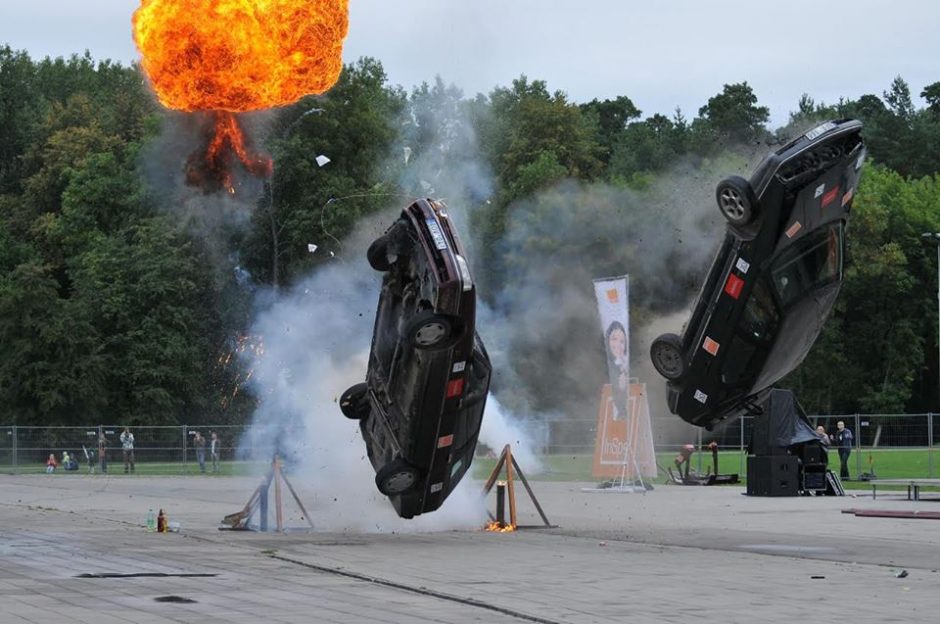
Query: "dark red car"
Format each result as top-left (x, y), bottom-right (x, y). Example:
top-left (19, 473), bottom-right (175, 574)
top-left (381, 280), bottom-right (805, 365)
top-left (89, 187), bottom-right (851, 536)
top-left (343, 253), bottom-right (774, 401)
top-left (340, 198), bottom-right (491, 518)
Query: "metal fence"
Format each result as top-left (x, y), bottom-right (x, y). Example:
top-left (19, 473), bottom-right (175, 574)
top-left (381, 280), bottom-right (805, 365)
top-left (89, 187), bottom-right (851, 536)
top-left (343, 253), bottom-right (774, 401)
top-left (517, 412), bottom-right (940, 480)
top-left (3, 413), bottom-right (938, 478)
top-left (0, 425), bottom-right (259, 474)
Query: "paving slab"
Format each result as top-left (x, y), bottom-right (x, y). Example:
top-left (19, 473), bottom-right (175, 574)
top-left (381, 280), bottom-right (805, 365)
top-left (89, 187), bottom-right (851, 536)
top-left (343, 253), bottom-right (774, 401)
top-left (2, 473), bottom-right (938, 623)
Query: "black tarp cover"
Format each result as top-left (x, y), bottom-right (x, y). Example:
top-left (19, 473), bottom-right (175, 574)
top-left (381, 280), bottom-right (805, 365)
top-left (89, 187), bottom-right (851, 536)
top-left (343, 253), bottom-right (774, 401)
top-left (763, 388), bottom-right (819, 447)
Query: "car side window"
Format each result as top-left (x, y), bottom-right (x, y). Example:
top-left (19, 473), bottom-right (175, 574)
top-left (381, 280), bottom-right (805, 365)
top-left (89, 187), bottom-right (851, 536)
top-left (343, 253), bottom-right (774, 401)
top-left (739, 277), bottom-right (780, 342)
top-left (771, 223), bottom-right (844, 308)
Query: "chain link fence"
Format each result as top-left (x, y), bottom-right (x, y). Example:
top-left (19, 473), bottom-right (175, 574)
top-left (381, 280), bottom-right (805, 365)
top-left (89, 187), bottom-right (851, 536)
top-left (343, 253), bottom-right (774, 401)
top-left (0, 425), bottom-right (268, 475)
top-left (3, 413), bottom-right (937, 480)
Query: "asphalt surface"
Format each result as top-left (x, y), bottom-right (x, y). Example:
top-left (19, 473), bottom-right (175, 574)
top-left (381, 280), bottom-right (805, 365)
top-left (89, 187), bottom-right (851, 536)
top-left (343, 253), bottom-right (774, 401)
top-left (2, 472), bottom-right (938, 623)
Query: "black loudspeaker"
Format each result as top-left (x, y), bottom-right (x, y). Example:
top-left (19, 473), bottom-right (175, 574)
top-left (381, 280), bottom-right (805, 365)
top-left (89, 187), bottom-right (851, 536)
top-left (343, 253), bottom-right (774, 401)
top-left (801, 443), bottom-right (826, 465)
top-left (750, 414), bottom-right (787, 456)
top-left (747, 455), bottom-right (800, 496)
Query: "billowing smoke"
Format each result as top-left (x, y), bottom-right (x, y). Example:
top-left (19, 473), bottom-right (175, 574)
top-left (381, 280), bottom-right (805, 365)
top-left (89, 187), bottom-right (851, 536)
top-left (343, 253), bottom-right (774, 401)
top-left (235, 78), bottom-right (774, 532)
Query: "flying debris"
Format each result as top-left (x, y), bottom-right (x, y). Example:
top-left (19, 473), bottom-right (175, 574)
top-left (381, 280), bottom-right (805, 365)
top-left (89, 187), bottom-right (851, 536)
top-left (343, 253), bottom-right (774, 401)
top-left (307, 244), bottom-right (318, 254)
top-left (340, 199), bottom-right (491, 519)
top-left (315, 155), bottom-right (332, 167)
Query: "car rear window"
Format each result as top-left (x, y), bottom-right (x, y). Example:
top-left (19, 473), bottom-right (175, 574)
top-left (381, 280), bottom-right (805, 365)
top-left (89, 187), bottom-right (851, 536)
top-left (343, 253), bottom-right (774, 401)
top-left (770, 223), bottom-right (843, 308)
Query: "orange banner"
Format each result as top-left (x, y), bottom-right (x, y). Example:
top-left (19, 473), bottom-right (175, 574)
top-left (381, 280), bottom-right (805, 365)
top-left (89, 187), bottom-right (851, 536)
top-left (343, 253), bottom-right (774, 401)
top-left (592, 383), bottom-right (657, 479)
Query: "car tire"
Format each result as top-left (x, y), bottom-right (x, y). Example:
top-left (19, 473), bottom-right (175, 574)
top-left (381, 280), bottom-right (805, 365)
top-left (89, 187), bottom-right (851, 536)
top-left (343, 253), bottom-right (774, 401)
top-left (366, 235), bottom-right (392, 272)
top-left (375, 458), bottom-right (421, 495)
top-left (650, 333), bottom-right (686, 381)
top-left (339, 382), bottom-right (370, 420)
top-left (367, 220), bottom-right (410, 272)
top-left (406, 311), bottom-right (460, 350)
top-left (716, 176), bottom-right (757, 226)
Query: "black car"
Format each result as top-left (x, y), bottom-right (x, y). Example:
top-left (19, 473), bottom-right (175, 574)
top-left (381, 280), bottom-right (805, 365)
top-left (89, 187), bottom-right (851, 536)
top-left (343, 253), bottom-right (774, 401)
top-left (340, 198), bottom-right (491, 518)
top-left (650, 119), bottom-right (866, 429)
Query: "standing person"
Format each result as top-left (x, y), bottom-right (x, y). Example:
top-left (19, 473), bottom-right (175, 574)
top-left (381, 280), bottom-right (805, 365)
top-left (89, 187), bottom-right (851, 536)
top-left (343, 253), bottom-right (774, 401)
top-left (833, 420), bottom-right (854, 480)
top-left (120, 427), bottom-right (136, 474)
top-left (193, 431), bottom-right (206, 474)
top-left (210, 431), bottom-right (220, 473)
top-left (97, 434), bottom-right (108, 474)
top-left (83, 445), bottom-right (95, 474)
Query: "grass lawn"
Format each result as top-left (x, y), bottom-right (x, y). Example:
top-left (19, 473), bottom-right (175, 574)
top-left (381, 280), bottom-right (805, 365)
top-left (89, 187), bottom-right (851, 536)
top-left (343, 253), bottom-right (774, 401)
top-left (4, 460), bottom-right (266, 477)
top-left (9, 449), bottom-right (937, 491)
top-left (471, 448), bottom-right (940, 490)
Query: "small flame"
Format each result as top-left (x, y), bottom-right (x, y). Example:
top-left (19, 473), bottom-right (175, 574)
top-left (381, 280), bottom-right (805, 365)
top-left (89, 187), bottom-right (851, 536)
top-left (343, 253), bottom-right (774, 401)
top-left (483, 521), bottom-right (516, 533)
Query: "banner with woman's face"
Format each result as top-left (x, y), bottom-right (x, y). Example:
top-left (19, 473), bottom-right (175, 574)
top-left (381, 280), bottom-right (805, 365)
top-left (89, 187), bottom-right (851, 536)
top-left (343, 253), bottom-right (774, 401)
top-left (593, 276), bottom-right (629, 420)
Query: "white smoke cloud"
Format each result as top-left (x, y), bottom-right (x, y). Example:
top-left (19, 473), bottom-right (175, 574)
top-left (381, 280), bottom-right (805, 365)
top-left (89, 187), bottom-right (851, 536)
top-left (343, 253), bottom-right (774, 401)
top-left (237, 212), bottom-right (539, 531)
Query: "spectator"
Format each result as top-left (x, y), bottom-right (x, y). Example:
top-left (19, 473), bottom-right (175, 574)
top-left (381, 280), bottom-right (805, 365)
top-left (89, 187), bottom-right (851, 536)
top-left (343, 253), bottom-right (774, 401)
top-left (83, 445), bottom-right (95, 474)
top-left (120, 427), bottom-right (136, 474)
top-left (98, 434), bottom-right (108, 474)
top-left (210, 431), bottom-right (220, 473)
top-left (833, 420), bottom-right (854, 480)
top-left (193, 431), bottom-right (206, 474)
top-left (62, 451), bottom-right (79, 471)
top-left (46, 453), bottom-right (58, 473)
top-left (816, 425), bottom-right (830, 447)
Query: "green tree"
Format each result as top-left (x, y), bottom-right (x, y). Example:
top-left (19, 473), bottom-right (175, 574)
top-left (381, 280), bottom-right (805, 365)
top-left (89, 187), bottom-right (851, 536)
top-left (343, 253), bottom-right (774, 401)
top-left (695, 81), bottom-right (770, 145)
top-left (243, 57), bottom-right (406, 286)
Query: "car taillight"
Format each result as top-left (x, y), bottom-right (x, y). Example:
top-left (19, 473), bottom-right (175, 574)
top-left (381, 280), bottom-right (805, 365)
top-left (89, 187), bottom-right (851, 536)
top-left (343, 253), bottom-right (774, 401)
top-left (455, 254), bottom-right (473, 292)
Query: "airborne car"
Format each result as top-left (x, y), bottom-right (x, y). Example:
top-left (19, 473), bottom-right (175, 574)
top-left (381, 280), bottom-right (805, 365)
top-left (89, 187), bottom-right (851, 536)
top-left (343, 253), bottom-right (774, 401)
top-left (340, 198), bottom-right (491, 519)
top-left (650, 120), bottom-right (866, 429)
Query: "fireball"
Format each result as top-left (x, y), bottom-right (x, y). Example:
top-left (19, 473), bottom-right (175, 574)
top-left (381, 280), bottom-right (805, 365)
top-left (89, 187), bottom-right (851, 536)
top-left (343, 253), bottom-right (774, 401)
top-left (132, 0), bottom-right (349, 193)
top-left (132, 0), bottom-right (349, 112)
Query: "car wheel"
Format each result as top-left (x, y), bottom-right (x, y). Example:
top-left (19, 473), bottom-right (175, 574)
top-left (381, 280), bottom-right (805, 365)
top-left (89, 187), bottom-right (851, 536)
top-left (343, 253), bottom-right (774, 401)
top-left (375, 458), bottom-right (420, 495)
top-left (716, 176), bottom-right (756, 226)
top-left (650, 333), bottom-right (686, 381)
top-left (366, 235), bottom-right (392, 271)
top-left (339, 382), bottom-right (370, 420)
top-left (406, 311), bottom-right (459, 350)
top-left (367, 220), bottom-right (410, 272)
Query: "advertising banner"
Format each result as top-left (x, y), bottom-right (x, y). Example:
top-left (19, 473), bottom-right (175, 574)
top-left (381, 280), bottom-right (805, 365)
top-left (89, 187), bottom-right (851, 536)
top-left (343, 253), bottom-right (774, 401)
top-left (593, 276), bottom-right (629, 420)
top-left (591, 383), bottom-right (658, 479)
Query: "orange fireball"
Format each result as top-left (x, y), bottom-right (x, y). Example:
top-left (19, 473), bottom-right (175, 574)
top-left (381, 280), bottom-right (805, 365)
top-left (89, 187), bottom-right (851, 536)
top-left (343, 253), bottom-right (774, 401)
top-left (132, 0), bottom-right (349, 112)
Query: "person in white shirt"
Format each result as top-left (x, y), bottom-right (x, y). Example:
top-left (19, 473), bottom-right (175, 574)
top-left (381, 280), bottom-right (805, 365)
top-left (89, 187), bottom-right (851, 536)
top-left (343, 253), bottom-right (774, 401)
top-left (210, 431), bottom-right (221, 473)
top-left (120, 427), bottom-right (135, 474)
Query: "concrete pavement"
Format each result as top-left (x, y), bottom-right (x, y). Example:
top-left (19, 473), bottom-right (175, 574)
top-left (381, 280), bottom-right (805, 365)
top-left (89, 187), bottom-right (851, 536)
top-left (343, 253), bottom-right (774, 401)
top-left (1, 473), bottom-right (938, 623)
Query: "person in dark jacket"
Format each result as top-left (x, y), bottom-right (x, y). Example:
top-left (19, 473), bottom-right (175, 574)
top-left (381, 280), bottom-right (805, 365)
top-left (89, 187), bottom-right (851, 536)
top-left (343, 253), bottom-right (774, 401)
top-left (833, 421), bottom-right (853, 479)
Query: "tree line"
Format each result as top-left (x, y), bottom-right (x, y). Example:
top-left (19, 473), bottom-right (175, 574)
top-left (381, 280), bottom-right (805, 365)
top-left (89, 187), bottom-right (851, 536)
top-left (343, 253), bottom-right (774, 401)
top-left (2, 44), bottom-right (940, 427)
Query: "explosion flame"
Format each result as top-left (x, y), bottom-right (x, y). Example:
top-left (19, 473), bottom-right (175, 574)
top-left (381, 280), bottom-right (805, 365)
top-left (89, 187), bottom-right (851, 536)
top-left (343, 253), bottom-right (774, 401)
top-left (132, 0), bottom-right (349, 193)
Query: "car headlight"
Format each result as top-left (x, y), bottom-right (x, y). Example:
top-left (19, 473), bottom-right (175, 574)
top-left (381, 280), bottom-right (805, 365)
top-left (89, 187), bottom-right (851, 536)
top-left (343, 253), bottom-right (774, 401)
top-left (455, 254), bottom-right (473, 292)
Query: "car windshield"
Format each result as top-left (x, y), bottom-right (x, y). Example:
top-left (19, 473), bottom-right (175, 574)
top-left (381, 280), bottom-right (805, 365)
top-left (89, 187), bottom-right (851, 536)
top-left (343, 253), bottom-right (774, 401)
top-left (770, 223), bottom-right (843, 308)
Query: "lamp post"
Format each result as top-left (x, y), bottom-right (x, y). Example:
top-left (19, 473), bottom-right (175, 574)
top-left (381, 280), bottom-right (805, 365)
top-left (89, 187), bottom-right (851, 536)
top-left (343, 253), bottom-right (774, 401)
top-left (267, 106), bottom-right (325, 289)
top-left (922, 232), bottom-right (940, 409)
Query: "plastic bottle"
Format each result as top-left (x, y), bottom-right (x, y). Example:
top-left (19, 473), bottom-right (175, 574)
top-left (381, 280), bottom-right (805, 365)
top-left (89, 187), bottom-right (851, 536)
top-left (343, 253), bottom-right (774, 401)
top-left (146, 508), bottom-right (156, 532)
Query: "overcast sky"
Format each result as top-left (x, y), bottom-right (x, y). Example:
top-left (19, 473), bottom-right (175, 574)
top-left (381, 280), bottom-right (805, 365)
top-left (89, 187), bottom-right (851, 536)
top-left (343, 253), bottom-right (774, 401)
top-left (1, 0), bottom-right (937, 126)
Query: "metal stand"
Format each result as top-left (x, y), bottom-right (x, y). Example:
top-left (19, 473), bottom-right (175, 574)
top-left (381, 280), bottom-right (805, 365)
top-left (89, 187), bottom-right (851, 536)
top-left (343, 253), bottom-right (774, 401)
top-left (481, 444), bottom-right (554, 529)
top-left (221, 456), bottom-right (314, 531)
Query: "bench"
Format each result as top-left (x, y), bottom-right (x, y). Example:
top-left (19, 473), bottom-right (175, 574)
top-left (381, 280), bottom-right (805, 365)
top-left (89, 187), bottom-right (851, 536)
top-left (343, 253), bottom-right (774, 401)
top-left (870, 478), bottom-right (940, 501)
